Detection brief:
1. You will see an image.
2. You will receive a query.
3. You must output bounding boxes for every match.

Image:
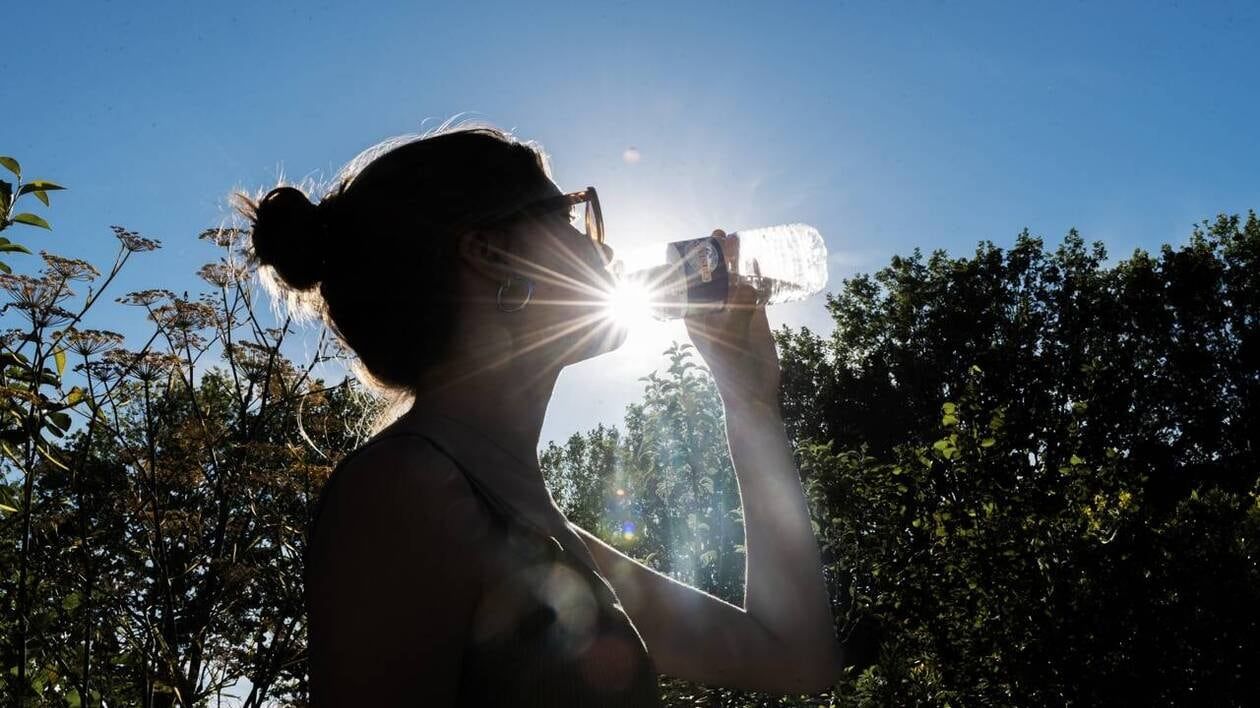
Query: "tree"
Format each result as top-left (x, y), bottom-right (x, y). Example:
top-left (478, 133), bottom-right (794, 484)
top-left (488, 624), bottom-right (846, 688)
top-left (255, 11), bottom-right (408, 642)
top-left (543, 214), bottom-right (1258, 706)
top-left (0, 215), bottom-right (377, 706)
top-left (781, 214), bottom-right (1260, 705)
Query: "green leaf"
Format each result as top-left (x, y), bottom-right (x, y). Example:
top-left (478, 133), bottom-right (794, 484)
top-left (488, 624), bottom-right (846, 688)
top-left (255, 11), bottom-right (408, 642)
top-left (19, 182), bottom-right (64, 209)
top-left (0, 237), bottom-right (33, 254)
top-left (0, 156), bottom-right (20, 178)
top-left (941, 413), bottom-right (959, 427)
top-left (980, 437), bottom-right (996, 448)
top-left (942, 402), bottom-right (957, 415)
top-left (1070, 454), bottom-right (1084, 466)
top-left (63, 387), bottom-right (85, 407)
top-left (12, 213), bottom-right (50, 230)
top-left (17, 180), bottom-right (65, 195)
top-left (54, 348), bottom-right (66, 377)
top-left (0, 503), bottom-right (17, 513)
top-left (62, 592), bottom-right (82, 611)
top-left (47, 411), bottom-right (71, 432)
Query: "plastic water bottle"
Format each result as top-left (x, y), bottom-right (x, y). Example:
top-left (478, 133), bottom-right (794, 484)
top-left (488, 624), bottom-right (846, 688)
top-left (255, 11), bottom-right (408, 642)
top-left (606, 224), bottom-right (828, 320)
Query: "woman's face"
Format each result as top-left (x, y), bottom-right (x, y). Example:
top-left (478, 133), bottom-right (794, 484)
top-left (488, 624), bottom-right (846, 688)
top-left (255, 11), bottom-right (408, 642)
top-left (503, 208), bottom-right (627, 367)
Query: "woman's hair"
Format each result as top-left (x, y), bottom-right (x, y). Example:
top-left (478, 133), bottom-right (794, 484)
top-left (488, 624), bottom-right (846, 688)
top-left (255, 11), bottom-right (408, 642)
top-left (234, 122), bottom-right (556, 399)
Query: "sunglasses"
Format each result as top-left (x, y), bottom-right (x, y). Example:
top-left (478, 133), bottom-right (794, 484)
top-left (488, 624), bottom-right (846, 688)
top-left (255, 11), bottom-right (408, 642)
top-left (492, 186), bottom-right (605, 246)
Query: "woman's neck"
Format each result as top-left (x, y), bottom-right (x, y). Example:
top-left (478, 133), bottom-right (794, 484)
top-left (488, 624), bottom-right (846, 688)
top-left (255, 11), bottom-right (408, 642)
top-left (407, 352), bottom-right (559, 471)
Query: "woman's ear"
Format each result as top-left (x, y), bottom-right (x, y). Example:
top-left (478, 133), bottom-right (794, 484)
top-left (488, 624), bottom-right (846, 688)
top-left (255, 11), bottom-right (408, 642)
top-left (457, 228), bottom-right (515, 283)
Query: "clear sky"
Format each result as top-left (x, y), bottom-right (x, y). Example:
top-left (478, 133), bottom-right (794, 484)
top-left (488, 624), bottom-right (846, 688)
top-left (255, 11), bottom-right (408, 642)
top-left (7, 0), bottom-right (1259, 449)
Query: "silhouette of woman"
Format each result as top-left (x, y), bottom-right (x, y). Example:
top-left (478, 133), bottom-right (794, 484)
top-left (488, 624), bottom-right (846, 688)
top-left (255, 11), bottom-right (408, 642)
top-left (239, 124), bottom-right (843, 705)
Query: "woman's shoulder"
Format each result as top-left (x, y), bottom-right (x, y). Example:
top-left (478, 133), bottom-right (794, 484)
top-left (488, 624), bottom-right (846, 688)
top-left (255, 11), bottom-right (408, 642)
top-left (310, 431), bottom-right (497, 554)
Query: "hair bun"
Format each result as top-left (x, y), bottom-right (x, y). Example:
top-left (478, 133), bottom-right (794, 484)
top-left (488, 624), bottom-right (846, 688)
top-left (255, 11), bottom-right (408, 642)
top-left (250, 186), bottom-right (328, 290)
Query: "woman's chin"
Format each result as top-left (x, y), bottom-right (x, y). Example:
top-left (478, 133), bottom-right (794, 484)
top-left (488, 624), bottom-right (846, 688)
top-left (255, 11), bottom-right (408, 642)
top-left (570, 320), bottom-right (628, 364)
top-left (594, 320), bottom-right (629, 356)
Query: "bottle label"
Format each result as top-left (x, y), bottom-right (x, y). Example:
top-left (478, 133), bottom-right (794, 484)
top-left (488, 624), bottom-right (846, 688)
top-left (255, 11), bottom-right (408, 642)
top-left (666, 236), bottom-right (729, 316)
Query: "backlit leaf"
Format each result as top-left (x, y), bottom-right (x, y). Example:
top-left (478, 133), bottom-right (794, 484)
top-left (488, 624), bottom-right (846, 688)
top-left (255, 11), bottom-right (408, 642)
top-left (12, 213), bottom-right (50, 230)
top-left (0, 156), bottom-right (19, 178)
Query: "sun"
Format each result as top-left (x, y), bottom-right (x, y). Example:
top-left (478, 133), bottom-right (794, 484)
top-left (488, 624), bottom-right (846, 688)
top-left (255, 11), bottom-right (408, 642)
top-left (602, 276), bottom-right (656, 329)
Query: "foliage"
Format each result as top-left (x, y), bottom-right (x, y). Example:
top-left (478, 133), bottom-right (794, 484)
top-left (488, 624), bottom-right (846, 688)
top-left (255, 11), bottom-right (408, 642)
top-left (3, 143), bottom-right (1254, 706)
top-left (0, 154), bottom-right (66, 271)
top-left (544, 343), bottom-right (835, 706)
top-left (0, 200), bottom-right (376, 704)
top-left (780, 214), bottom-right (1260, 705)
top-left (0, 157), bottom-right (151, 705)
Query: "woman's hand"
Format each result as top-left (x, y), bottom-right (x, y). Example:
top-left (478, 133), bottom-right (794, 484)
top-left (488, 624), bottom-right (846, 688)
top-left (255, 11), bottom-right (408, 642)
top-left (683, 230), bottom-right (782, 409)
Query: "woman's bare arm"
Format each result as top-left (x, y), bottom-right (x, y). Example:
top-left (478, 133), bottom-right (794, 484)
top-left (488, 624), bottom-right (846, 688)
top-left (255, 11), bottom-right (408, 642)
top-left (572, 261), bottom-right (843, 694)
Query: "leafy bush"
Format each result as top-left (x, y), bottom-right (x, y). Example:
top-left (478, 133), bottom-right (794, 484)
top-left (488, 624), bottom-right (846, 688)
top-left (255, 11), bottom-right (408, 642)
top-left (783, 214), bottom-right (1260, 705)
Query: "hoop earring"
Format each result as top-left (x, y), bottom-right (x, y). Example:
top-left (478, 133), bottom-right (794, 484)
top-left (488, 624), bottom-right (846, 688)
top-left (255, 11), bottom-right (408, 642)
top-left (496, 274), bottom-right (534, 312)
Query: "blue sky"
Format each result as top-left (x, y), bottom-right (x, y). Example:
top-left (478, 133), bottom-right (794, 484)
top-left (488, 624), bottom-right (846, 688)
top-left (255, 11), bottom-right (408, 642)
top-left (7, 0), bottom-right (1259, 449)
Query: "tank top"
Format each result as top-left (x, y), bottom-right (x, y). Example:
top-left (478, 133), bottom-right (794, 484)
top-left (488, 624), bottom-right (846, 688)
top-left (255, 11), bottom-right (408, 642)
top-left (306, 415), bottom-right (664, 707)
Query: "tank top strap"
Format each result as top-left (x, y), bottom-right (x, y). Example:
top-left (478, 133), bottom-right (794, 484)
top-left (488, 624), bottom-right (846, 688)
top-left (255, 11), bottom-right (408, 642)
top-left (382, 430), bottom-right (612, 584)
top-left (308, 428), bottom-right (611, 583)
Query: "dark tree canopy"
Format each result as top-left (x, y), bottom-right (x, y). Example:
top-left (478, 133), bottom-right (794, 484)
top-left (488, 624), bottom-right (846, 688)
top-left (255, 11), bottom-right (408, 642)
top-left (776, 212), bottom-right (1260, 705)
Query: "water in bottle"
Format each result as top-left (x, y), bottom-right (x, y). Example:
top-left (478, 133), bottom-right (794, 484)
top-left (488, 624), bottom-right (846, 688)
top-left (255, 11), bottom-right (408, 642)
top-left (604, 223), bottom-right (828, 321)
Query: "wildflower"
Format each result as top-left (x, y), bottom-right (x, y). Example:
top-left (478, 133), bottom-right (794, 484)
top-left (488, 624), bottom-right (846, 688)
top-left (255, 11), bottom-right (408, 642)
top-left (197, 261), bottom-right (246, 288)
top-left (0, 274), bottom-right (74, 327)
top-left (44, 305), bottom-right (77, 328)
top-left (76, 359), bottom-right (123, 384)
top-left (224, 341), bottom-right (281, 381)
top-left (104, 349), bottom-right (180, 382)
top-left (117, 289), bottom-right (175, 307)
top-left (0, 328), bottom-right (29, 350)
top-left (66, 328), bottom-right (125, 357)
top-left (110, 225), bottom-right (161, 253)
top-left (41, 252), bottom-right (100, 282)
top-left (0, 274), bottom-right (57, 309)
top-left (150, 299), bottom-right (215, 332)
top-left (198, 226), bottom-right (248, 248)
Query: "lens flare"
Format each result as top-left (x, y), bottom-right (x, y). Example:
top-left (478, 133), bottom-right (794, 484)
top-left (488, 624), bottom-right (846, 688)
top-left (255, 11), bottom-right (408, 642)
top-left (602, 277), bottom-right (655, 329)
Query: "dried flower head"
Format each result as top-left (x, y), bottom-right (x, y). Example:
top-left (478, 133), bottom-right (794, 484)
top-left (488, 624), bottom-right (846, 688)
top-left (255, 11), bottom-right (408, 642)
top-left (110, 226), bottom-right (162, 253)
top-left (117, 289), bottom-right (175, 307)
top-left (197, 261), bottom-right (247, 288)
top-left (224, 340), bottom-right (282, 381)
top-left (0, 274), bottom-right (56, 307)
top-left (199, 226), bottom-right (248, 248)
top-left (66, 328), bottom-right (125, 357)
top-left (150, 299), bottom-right (215, 332)
top-left (76, 359), bottom-right (123, 383)
top-left (0, 328), bottom-right (29, 350)
top-left (104, 349), bottom-right (180, 382)
top-left (0, 274), bottom-right (73, 327)
top-left (44, 305), bottom-right (76, 328)
top-left (41, 252), bottom-right (101, 282)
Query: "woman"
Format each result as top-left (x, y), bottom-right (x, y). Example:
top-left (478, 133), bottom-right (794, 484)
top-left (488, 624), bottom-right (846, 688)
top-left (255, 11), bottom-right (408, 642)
top-left (240, 124), bottom-right (843, 705)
